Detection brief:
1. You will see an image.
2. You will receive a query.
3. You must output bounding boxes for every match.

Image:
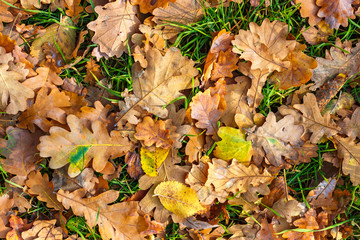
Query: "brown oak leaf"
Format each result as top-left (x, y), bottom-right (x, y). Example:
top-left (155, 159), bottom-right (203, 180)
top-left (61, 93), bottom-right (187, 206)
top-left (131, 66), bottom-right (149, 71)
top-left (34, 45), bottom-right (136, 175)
top-left (25, 171), bottom-right (63, 210)
top-left (22, 67), bottom-right (63, 92)
top-left (343, 107), bottom-right (360, 139)
top-left (18, 87), bottom-right (71, 133)
top-left (296, 0), bottom-right (321, 26)
top-left (0, 194), bottom-right (14, 238)
top-left (87, 0), bottom-right (140, 57)
top-left (247, 112), bottom-right (304, 166)
top-left (21, 220), bottom-right (64, 240)
top-left (130, 0), bottom-right (176, 13)
top-left (316, 0), bottom-right (355, 29)
top-left (190, 89), bottom-right (222, 135)
top-left (232, 18), bottom-right (296, 72)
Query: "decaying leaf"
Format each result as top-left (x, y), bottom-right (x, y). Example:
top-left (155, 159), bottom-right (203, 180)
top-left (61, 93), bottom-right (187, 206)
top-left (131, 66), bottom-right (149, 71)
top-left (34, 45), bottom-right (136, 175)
top-left (154, 181), bottom-right (205, 218)
top-left (130, 0), bottom-right (176, 13)
top-left (140, 147), bottom-right (169, 177)
top-left (316, 0), bottom-right (355, 29)
top-left (206, 159), bottom-right (273, 195)
top-left (125, 151), bottom-right (144, 179)
top-left (22, 67), bottom-right (63, 91)
top-left (6, 214), bottom-right (24, 240)
top-left (25, 171), bottom-right (63, 210)
top-left (38, 115), bottom-right (133, 177)
top-left (213, 127), bottom-right (252, 164)
top-left (343, 107), bottom-right (360, 139)
top-left (301, 20), bottom-right (334, 45)
top-left (57, 189), bottom-right (149, 240)
top-left (247, 112), bottom-right (304, 166)
top-left (323, 92), bottom-right (355, 115)
top-left (0, 194), bottom-right (14, 238)
top-left (87, 0), bottom-right (140, 57)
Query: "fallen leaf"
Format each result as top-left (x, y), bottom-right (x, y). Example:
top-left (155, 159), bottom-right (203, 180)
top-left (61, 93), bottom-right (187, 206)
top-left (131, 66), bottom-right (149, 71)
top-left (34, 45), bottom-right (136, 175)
top-left (334, 136), bottom-right (360, 185)
top-left (87, 0), bottom-right (140, 57)
top-left (311, 43), bottom-right (360, 91)
top-left (25, 171), bottom-right (63, 210)
top-left (154, 181), bottom-right (205, 218)
top-left (0, 127), bottom-right (41, 178)
top-left (279, 93), bottom-right (340, 144)
top-left (21, 220), bottom-right (64, 240)
top-left (206, 159), bottom-right (273, 195)
top-left (213, 127), bottom-right (252, 164)
top-left (65, 0), bottom-right (84, 24)
top-left (232, 18), bottom-right (296, 72)
top-left (129, 47), bottom-right (198, 118)
top-left (57, 189), bottom-right (149, 240)
top-left (140, 147), bottom-right (170, 177)
top-left (296, 0), bottom-right (321, 26)
top-left (38, 115), bottom-right (133, 177)
top-left (256, 218), bottom-right (281, 240)
top-left (316, 0), bottom-right (355, 29)
top-left (0, 194), bottom-right (14, 238)
top-left (125, 151), bottom-right (144, 179)
top-left (30, 16), bottom-right (76, 65)
top-left (301, 20), bottom-right (333, 45)
top-left (6, 215), bottom-right (24, 240)
top-left (323, 92), bottom-right (355, 115)
top-left (22, 66), bottom-right (64, 92)
top-left (135, 116), bottom-right (174, 149)
top-left (342, 107), bottom-right (360, 139)
top-left (273, 198), bottom-right (302, 223)
top-left (185, 127), bottom-right (204, 163)
top-left (247, 112), bottom-right (304, 166)
top-left (130, 0), bottom-right (176, 13)
top-left (262, 177), bottom-right (289, 207)
top-left (190, 89), bottom-right (222, 135)
top-left (153, 0), bottom-right (205, 40)
top-left (83, 59), bottom-right (103, 84)
top-left (0, 63), bottom-right (33, 114)
top-left (18, 87), bottom-right (71, 132)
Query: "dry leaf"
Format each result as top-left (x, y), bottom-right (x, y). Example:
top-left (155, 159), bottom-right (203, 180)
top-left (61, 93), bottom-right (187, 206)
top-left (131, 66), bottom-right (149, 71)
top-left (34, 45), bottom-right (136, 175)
top-left (154, 181), bottom-right (205, 218)
top-left (87, 0), bottom-right (140, 57)
top-left (0, 194), bottom-right (14, 238)
top-left (247, 112), bottom-right (304, 166)
top-left (323, 92), bottom-right (355, 115)
top-left (316, 0), bottom-right (355, 29)
top-left (272, 198), bottom-right (302, 223)
top-left (57, 189), bottom-right (149, 240)
top-left (206, 159), bottom-right (273, 195)
top-left (22, 66), bottom-right (64, 92)
top-left (21, 220), bottom-right (64, 240)
top-left (65, 0), bottom-right (84, 24)
top-left (0, 127), bottom-right (41, 178)
top-left (232, 18), bottom-right (296, 72)
top-left (153, 0), bottom-right (205, 40)
top-left (125, 151), bottom-right (144, 179)
top-left (296, 0), bottom-right (321, 26)
top-left (130, 0), bottom-right (176, 13)
top-left (279, 93), bottom-right (340, 144)
top-left (38, 115), bottom-right (133, 177)
top-left (18, 87), bottom-right (71, 132)
top-left (129, 47), bottom-right (198, 118)
top-left (190, 89), bottom-right (222, 135)
top-left (25, 171), bottom-right (63, 210)
top-left (185, 127), bottom-right (204, 163)
top-left (83, 59), bottom-right (103, 84)
top-left (301, 20), bottom-right (333, 45)
top-left (343, 107), bottom-right (360, 139)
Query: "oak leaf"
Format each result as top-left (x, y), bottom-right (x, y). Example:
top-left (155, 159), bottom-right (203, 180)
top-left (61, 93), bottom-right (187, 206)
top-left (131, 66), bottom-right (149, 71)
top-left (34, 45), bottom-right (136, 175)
top-left (25, 171), bottom-right (63, 210)
top-left (0, 194), bottom-right (14, 238)
top-left (279, 93), bottom-right (340, 144)
top-left (232, 18), bottom-right (296, 72)
top-left (125, 152), bottom-right (144, 179)
top-left (247, 112), bottom-right (304, 166)
top-left (154, 181), bottom-right (205, 218)
top-left (18, 87), bottom-right (71, 133)
top-left (140, 147), bottom-right (170, 177)
top-left (190, 89), bottom-right (222, 135)
top-left (0, 63), bottom-right (33, 114)
top-left (301, 20), bottom-right (333, 45)
top-left (185, 127), bottom-right (204, 163)
top-left (343, 107), bottom-right (360, 139)
top-left (22, 67), bottom-right (64, 92)
top-left (185, 160), bottom-right (228, 205)
top-left (213, 127), bottom-right (252, 164)
top-left (134, 116), bottom-right (174, 149)
top-left (130, 0), bottom-right (176, 13)
top-left (334, 136), bottom-right (360, 185)
top-left (130, 47), bottom-right (198, 118)
top-left (0, 127), bottom-right (41, 178)
top-left (6, 214), bottom-right (24, 240)
top-left (57, 189), bottom-right (149, 240)
top-left (311, 43), bottom-right (360, 91)
top-left (295, 0), bottom-right (321, 26)
top-left (87, 0), bottom-right (140, 57)
top-left (316, 0), bottom-right (355, 29)
top-left (262, 177), bottom-right (289, 207)
top-left (153, 0), bottom-right (205, 40)
top-left (21, 220), bottom-right (64, 240)
top-left (272, 198), bottom-right (302, 222)
top-left (206, 159), bottom-right (273, 195)
top-left (38, 115), bottom-right (133, 177)
top-left (83, 59), bottom-right (103, 84)
top-left (65, 0), bottom-right (84, 24)
top-left (238, 62), bottom-right (269, 111)
top-left (203, 30), bottom-right (238, 83)
top-left (270, 43), bottom-right (317, 90)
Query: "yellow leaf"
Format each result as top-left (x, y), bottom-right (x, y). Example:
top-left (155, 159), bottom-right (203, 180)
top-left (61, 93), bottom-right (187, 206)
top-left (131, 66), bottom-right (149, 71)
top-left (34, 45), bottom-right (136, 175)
top-left (214, 127), bottom-right (252, 164)
top-left (140, 147), bottom-right (169, 177)
top-left (154, 181), bottom-right (204, 218)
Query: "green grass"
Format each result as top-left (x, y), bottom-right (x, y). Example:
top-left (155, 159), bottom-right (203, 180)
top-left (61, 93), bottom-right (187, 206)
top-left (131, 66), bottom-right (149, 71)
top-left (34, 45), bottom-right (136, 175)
top-left (1, 0), bottom-right (360, 239)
